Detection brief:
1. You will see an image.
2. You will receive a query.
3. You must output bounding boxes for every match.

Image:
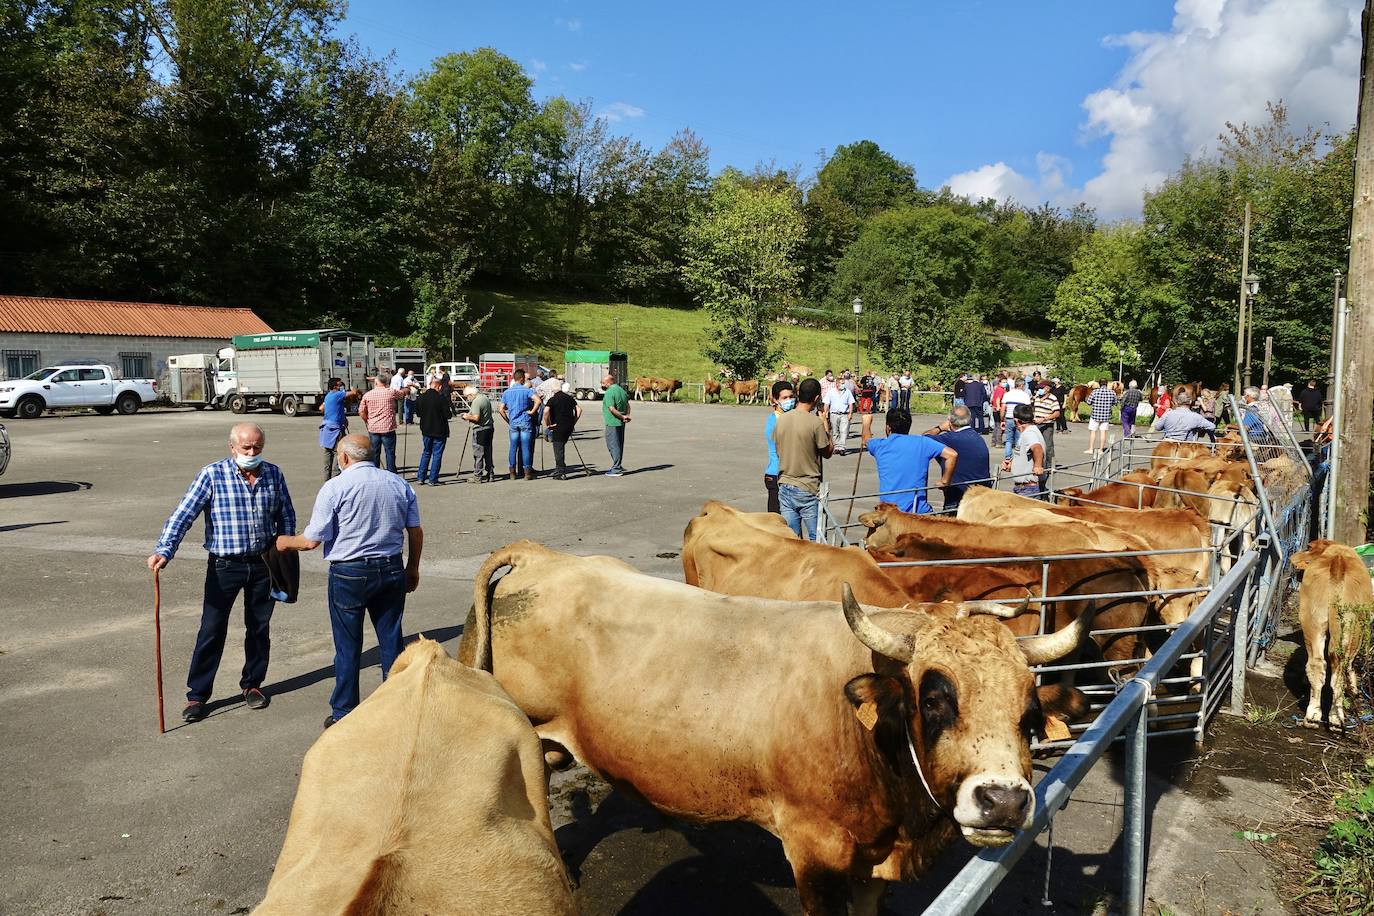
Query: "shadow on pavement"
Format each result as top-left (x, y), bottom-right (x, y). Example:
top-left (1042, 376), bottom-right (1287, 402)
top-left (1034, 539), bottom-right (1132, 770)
top-left (0, 481), bottom-right (92, 498)
top-left (0, 519), bottom-right (67, 532)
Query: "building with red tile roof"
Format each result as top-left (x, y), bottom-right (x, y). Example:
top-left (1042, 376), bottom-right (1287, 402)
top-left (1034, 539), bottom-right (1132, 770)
top-left (0, 295), bottom-right (272, 380)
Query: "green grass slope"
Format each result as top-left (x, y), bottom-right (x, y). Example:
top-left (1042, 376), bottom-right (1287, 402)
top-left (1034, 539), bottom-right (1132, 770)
top-left (456, 290), bottom-right (884, 382)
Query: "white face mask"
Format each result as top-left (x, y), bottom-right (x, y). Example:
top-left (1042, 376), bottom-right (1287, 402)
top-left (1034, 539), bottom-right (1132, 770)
top-left (235, 452), bottom-right (263, 470)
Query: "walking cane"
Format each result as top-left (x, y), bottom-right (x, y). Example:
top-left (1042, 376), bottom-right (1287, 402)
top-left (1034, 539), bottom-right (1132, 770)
top-left (844, 443), bottom-right (865, 526)
top-left (455, 427), bottom-right (470, 481)
top-left (570, 435), bottom-right (589, 477)
top-left (152, 567), bottom-right (166, 734)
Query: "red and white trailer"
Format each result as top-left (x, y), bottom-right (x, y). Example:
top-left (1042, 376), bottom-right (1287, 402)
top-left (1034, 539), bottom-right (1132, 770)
top-left (479, 352), bottom-right (540, 391)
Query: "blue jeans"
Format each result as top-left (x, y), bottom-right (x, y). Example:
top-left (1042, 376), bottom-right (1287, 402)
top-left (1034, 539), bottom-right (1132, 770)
top-left (370, 431), bottom-right (397, 472)
top-left (403, 399), bottom-right (416, 424)
top-left (417, 435), bottom-right (446, 483)
top-left (1003, 417), bottom-right (1019, 459)
top-left (605, 424), bottom-right (625, 472)
top-left (508, 425), bottom-right (534, 472)
top-left (188, 555), bottom-right (274, 702)
top-left (779, 483), bottom-right (820, 541)
top-left (327, 555), bottom-right (406, 720)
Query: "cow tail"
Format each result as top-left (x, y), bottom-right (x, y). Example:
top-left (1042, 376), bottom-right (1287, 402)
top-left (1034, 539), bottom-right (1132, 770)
top-left (472, 543), bottom-right (525, 673)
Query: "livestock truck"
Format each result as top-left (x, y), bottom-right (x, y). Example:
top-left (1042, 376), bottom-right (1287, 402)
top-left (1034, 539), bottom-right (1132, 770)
top-left (166, 352), bottom-right (237, 409)
top-left (564, 350), bottom-right (628, 400)
top-left (226, 330), bottom-right (372, 416)
top-left (376, 347), bottom-right (427, 377)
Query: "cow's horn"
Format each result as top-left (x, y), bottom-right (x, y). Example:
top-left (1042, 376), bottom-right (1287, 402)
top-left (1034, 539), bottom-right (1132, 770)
top-left (1018, 603), bottom-right (1095, 665)
top-left (841, 583), bottom-right (914, 662)
top-left (955, 597), bottom-right (1029, 619)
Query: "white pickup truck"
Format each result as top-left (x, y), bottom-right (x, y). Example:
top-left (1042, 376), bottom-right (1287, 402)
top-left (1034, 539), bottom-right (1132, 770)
top-left (0, 364), bottom-right (159, 419)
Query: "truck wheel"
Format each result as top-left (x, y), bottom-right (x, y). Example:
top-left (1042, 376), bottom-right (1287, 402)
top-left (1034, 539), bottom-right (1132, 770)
top-left (16, 396), bottom-right (44, 420)
top-left (93, 406), bottom-right (115, 415)
top-left (115, 393), bottom-right (140, 415)
top-left (281, 395), bottom-right (299, 417)
top-left (228, 394), bottom-right (247, 414)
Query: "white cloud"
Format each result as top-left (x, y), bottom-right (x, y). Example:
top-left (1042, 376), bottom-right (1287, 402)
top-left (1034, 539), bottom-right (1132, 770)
top-left (597, 101), bottom-right (645, 123)
top-left (530, 58), bottom-right (548, 74)
top-left (943, 0), bottom-right (1361, 216)
top-left (568, 61), bottom-right (587, 72)
top-left (945, 152), bottom-right (1074, 207)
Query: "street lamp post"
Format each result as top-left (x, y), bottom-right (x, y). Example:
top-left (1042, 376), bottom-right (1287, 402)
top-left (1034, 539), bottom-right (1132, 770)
top-left (1242, 275), bottom-right (1260, 388)
top-left (852, 297), bottom-right (863, 375)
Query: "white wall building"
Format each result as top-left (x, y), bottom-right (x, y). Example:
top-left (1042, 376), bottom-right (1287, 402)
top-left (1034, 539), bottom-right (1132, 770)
top-left (0, 296), bottom-right (272, 381)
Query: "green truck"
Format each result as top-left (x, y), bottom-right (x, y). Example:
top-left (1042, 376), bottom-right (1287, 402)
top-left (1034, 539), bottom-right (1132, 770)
top-left (564, 350), bottom-right (628, 400)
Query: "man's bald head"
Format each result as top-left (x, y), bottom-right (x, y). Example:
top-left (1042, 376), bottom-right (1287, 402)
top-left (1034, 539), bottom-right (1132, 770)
top-left (338, 434), bottom-right (373, 465)
top-left (229, 422), bottom-right (265, 448)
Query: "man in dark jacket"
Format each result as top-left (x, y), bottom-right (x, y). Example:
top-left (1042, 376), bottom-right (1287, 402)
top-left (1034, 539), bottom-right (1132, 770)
top-left (542, 382), bottom-right (582, 479)
top-left (1297, 380), bottom-right (1324, 431)
top-left (414, 376), bottom-right (450, 486)
top-left (963, 375), bottom-right (988, 433)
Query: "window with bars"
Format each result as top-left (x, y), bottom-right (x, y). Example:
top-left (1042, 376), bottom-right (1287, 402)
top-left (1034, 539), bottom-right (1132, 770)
top-left (3, 350), bottom-right (40, 379)
top-left (120, 352), bottom-right (151, 378)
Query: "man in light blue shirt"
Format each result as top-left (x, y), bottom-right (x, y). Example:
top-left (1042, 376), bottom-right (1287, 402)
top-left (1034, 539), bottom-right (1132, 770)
top-left (1150, 391), bottom-right (1216, 441)
top-left (277, 434), bottom-right (423, 727)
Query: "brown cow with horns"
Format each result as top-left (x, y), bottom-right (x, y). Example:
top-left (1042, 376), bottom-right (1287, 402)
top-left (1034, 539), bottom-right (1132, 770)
top-left (460, 540), bottom-right (1092, 915)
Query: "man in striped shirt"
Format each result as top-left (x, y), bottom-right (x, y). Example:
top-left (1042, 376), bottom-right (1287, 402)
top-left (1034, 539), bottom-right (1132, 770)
top-left (1032, 381), bottom-right (1061, 469)
top-left (148, 422), bottom-right (297, 723)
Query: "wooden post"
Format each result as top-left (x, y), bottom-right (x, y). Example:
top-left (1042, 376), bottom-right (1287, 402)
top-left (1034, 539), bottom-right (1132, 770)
top-left (1233, 201), bottom-right (1251, 395)
top-left (1261, 336), bottom-right (1273, 388)
top-left (1327, 269), bottom-right (1342, 416)
top-left (1337, 0), bottom-right (1374, 544)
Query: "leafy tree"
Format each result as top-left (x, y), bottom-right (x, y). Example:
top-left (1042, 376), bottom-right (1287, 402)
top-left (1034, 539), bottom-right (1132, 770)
top-left (683, 172), bottom-right (804, 376)
top-left (828, 205), bottom-right (1001, 374)
top-left (1048, 225), bottom-right (1159, 375)
top-left (801, 140), bottom-right (918, 300)
top-left (968, 203), bottom-right (1096, 333)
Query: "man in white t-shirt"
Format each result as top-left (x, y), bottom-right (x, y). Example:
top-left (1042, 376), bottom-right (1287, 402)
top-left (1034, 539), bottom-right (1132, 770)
top-left (1001, 403), bottom-right (1047, 498)
top-left (823, 380), bottom-right (857, 456)
top-left (1000, 379), bottom-right (1032, 459)
top-left (898, 369), bottom-right (914, 411)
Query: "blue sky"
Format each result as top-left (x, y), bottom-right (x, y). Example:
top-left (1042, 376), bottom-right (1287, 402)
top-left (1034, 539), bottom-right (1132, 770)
top-left (341, 0), bottom-right (1362, 217)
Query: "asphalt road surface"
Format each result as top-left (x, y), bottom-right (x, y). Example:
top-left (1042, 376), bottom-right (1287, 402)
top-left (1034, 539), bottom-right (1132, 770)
top-left (0, 403), bottom-right (1283, 915)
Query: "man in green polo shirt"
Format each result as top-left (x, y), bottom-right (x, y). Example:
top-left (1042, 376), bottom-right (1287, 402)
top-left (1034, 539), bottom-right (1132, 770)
top-left (601, 373), bottom-right (630, 477)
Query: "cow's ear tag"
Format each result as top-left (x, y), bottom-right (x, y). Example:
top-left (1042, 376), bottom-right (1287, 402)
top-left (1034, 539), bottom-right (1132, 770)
top-left (855, 700), bottom-right (878, 731)
top-left (1044, 715), bottom-right (1070, 741)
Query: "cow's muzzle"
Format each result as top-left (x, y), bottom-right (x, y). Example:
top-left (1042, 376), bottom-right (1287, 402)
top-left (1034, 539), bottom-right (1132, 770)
top-left (954, 775), bottom-right (1034, 847)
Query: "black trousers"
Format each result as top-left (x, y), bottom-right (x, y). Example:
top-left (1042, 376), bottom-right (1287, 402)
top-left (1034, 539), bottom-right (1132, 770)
top-left (552, 437), bottom-right (569, 473)
top-left (1302, 410), bottom-right (1320, 431)
top-left (187, 555), bottom-right (274, 702)
top-left (765, 473), bottom-right (780, 514)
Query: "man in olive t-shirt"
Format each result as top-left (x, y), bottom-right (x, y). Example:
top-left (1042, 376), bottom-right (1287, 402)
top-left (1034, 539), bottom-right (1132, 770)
top-left (772, 377), bottom-right (833, 540)
top-left (601, 373), bottom-right (630, 477)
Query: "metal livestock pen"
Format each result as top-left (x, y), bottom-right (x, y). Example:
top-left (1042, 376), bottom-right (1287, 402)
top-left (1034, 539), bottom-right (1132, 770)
top-left (816, 395), bottom-right (1314, 914)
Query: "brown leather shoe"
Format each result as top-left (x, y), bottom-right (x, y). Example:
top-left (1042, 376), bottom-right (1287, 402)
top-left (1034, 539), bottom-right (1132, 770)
top-left (524, 468), bottom-right (535, 480)
top-left (509, 467), bottom-right (518, 481)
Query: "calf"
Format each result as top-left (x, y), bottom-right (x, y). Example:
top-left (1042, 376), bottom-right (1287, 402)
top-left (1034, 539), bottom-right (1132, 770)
top-left (1292, 540), bottom-right (1374, 729)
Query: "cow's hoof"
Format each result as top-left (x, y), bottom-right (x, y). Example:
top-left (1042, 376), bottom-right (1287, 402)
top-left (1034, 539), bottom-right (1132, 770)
top-left (1301, 716), bottom-right (1322, 730)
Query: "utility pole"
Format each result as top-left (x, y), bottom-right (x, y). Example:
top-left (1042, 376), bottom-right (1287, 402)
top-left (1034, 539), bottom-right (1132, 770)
top-left (1261, 336), bottom-right (1273, 388)
top-left (1336, 0), bottom-right (1374, 544)
top-left (1233, 201), bottom-right (1251, 394)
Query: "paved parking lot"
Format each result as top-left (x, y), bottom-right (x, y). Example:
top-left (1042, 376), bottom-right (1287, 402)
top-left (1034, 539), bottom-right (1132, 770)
top-left (0, 403), bottom-right (1284, 914)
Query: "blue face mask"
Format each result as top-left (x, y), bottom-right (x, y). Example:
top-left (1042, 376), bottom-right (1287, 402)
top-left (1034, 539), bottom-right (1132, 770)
top-left (779, 398), bottom-right (796, 412)
top-left (235, 452), bottom-right (263, 470)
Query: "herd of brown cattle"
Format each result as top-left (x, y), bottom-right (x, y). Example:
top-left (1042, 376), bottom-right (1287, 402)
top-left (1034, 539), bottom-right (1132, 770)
top-left (252, 438), bottom-right (1367, 916)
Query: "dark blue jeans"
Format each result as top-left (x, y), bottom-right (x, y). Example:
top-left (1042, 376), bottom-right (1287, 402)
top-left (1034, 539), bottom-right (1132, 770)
top-left (417, 435), bottom-right (446, 483)
top-left (187, 555), bottom-right (274, 702)
top-left (508, 425), bottom-right (534, 472)
top-left (327, 555), bottom-right (406, 720)
top-left (369, 431), bottom-right (397, 472)
top-left (605, 424), bottom-right (625, 472)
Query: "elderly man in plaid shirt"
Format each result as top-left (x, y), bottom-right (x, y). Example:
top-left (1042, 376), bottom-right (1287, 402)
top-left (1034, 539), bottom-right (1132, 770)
top-left (148, 422), bottom-right (296, 723)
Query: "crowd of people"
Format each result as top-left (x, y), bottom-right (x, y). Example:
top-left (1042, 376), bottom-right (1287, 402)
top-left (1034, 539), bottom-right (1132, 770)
top-left (323, 367), bottom-right (634, 486)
